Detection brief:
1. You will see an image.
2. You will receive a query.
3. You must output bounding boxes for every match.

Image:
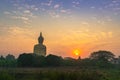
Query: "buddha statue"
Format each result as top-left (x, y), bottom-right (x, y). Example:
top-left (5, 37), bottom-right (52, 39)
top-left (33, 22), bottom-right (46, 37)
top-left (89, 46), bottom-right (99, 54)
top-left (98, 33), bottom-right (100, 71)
top-left (34, 32), bottom-right (46, 56)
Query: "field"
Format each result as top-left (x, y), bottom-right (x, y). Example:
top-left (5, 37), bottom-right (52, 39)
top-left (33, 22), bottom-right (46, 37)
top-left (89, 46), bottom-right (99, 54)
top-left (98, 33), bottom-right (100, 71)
top-left (0, 68), bottom-right (120, 80)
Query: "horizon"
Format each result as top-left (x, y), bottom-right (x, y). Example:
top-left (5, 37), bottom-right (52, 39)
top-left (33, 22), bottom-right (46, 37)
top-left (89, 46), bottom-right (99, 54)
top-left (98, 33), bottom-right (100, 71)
top-left (0, 0), bottom-right (120, 58)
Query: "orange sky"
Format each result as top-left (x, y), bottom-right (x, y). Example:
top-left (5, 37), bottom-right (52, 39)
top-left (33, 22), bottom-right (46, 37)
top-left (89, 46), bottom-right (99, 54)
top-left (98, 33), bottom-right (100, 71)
top-left (0, 0), bottom-right (120, 58)
top-left (0, 23), bottom-right (120, 58)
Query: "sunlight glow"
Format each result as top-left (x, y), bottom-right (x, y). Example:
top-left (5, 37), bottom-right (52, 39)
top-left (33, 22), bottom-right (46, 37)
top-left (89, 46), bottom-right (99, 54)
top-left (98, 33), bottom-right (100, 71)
top-left (73, 49), bottom-right (81, 56)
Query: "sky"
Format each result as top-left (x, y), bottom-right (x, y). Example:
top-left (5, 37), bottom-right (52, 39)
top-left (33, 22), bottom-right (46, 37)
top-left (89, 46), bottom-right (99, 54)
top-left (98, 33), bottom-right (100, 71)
top-left (0, 0), bottom-right (120, 58)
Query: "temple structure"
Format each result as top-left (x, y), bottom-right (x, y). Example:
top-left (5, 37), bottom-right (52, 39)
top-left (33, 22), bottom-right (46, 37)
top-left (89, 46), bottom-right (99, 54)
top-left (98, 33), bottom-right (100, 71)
top-left (33, 32), bottom-right (46, 56)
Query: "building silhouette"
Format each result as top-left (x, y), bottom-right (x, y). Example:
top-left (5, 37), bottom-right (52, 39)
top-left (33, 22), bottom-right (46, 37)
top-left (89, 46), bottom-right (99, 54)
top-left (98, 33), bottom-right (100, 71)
top-left (34, 32), bottom-right (46, 56)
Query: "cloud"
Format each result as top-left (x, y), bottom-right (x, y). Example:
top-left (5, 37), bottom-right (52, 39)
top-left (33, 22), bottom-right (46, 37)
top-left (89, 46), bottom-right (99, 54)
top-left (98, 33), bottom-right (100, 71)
top-left (2, 26), bottom-right (34, 39)
top-left (54, 4), bottom-right (60, 9)
top-left (17, 16), bottom-right (29, 21)
top-left (4, 10), bottom-right (32, 25)
top-left (3, 2), bottom-right (38, 25)
top-left (81, 21), bottom-right (89, 25)
top-left (90, 42), bottom-right (112, 51)
top-left (108, 32), bottom-right (113, 38)
top-left (4, 11), bottom-right (11, 15)
top-left (41, 0), bottom-right (53, 6)
top-left (28, 5), bottom-right (39, 11)
top-left (0, 24), bottom-right (10, 36)
top-left (12, 16), bottom-right (30, 24)
top-left (0, 22), bottom-right (35, 41)
top-left (9, 27), bottom-right (28, 35)
top-left (48, 11), bottom-right (60, 18)
top-left (24, 10), bottom-right (31, 14)
top-left (10, 0), bottom-right (73, 19)
top-left (72, 1), bottom-right (81, 9)
top-left (100, 31), bottom-right (113, 38)
top-left (60, 10), bottom-right (67, 13)
top-left (90, 6), bottom-right (95, 9)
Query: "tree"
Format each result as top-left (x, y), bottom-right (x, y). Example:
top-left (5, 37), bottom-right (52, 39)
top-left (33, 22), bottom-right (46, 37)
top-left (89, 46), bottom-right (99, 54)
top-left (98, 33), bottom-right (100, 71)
top-left (46, 54), bottom-right (63, 67)
top-left (6, 54), bottom-right (15, 61)
top-left (89, 50), bottom-right (115, 68)
top-left (0, 56), bottom-right (5, 60)
top-left (90, 50), bottom-right (115, 62)
top-left (33, 55), bottom-right (46, 67)
top-left (118, 56), bottom-right (120, 64)
top-left (17, 53), bottom-right (34, 67)
top-left (5, 54), bottom-right (16, 67)
top-left (63, 57), bottom-right (77, 66)
top-left (0, 55), bottom-right (6, 67)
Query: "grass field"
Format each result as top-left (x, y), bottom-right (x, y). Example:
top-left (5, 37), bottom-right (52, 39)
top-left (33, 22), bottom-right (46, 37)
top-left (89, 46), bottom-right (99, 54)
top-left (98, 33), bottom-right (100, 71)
top-left (0, 68), bottom-right (120, 80)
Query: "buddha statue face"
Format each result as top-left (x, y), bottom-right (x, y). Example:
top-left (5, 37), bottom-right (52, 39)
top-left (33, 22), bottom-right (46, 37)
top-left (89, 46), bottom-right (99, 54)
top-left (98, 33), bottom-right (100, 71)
top-left (38, 32), bottom-right (44, 44)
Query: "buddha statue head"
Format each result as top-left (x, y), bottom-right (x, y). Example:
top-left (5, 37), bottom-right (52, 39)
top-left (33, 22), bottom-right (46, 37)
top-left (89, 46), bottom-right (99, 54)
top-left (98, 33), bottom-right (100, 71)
top-left (38, 32), bottom-right (44, 44)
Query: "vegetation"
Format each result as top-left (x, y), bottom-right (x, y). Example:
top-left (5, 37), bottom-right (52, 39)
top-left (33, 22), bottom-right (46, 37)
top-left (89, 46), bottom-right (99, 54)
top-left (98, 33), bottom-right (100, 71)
top-left (0, 50), bottom-right (120, 68)
top-left (90, 50), bottom-right (115, 62)
top-left (0, 71), bottom-right (15, 80)
top-left (0, 68), bottom-right (120, 80)
top-left (0, 54), bottom-right (16, 67)
top-left (0, 50), bottom-right (120, 80)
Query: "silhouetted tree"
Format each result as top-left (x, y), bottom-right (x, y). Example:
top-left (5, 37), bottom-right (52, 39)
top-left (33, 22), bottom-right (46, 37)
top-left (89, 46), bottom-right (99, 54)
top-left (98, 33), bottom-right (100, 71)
top-left (0, 55), bottom-right (5, 60)
top-left (118, 56), bottom-right (120, 64)
top-left (5, 54), bottom-right (16, 67)
top-left (46, 54), bottom-right (63, 67)
top-left (63, 57), bottom-right (77, 66)
top-left (90, 50), bottom-right (115, 62)
top-left (77, 58), bottom-right (93, 68)
top-left (6, 54), bottom-right (15, 60)
top-left (0, 55), bottom-right (6, 67)
top-left (17, 53), bottom-right (34, 67)
top-left (89, 50), bottom-right (115, 68)
top-left (33, 55), bottom-right (46, 67)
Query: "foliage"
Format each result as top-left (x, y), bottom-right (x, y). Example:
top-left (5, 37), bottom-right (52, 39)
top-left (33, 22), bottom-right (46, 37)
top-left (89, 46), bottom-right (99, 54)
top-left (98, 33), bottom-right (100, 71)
top-left (0, 50), bottom-right (120, 80)
top-left (88, 50), bottom-right (116, 68)
top-left (17, 53), bottom-right (35, 67)
top-left (0, 54), bottom-right (16, 67)
top-left (46, 54), bottom-right (63, 67)
top-left (0, 50), bottom-right (120, 68)
top-left (33, 55), bottom-right (46, 67)
top-left (6, 54), bottom-right (15, 61)
top-left (63, 57), bottom-right (77, 66)
top-left (90, 50), bottom-right (115, 62)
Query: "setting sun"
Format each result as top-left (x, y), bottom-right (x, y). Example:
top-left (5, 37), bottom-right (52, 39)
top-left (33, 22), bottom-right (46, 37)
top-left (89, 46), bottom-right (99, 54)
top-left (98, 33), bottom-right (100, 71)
top-left (73, 49), bottom-right (81, 56)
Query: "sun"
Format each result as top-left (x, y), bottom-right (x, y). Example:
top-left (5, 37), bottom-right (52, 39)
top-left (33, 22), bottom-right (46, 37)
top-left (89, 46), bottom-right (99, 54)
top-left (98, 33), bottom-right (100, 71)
top-left (73, 49), bottom-right (81, 56)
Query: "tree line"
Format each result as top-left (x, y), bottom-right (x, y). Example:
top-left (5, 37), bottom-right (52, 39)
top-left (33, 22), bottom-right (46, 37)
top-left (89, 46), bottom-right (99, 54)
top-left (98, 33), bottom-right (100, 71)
top-left (0, 50), bottom-right (120, 68)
